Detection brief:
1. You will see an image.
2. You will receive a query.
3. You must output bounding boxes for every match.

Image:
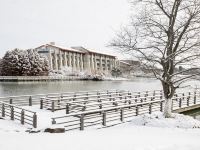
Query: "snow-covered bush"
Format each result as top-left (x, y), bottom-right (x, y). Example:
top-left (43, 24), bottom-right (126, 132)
top-left (1, 49), bottom-right (49, 76)
top-left (49, 66), bottom-right (79, 76)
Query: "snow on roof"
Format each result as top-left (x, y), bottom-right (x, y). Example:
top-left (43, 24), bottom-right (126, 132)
top-left (35, 44), bottom-right (84, 54)
top-left (72, 46), bottom-right (116, 58)
top-left (36, 44), bottom-right (116, 58)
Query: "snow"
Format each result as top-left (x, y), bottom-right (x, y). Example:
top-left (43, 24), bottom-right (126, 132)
top-left (1, 111), bottom-right (200, 150)
top-left (49, 66), bottom-right (129, 81)
top-left (128, 112), bottom-right (200, 129)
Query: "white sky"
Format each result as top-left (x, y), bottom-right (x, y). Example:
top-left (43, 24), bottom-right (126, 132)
top-left (0, 0), bottom-right (131, 59)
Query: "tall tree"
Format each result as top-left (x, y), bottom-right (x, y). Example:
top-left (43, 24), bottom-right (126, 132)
top-left (110, 0), bottom-right (200, 117)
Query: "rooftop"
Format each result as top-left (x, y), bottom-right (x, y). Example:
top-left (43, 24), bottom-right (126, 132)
top-left (36, 44), bottom-right (116, 58)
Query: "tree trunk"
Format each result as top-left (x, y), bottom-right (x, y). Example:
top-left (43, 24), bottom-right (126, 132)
top-left (163, 98), bottom-right (172, 118)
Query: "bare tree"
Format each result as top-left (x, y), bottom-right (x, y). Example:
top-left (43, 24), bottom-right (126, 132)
top-left (110, 0), bottom-right (200, 117)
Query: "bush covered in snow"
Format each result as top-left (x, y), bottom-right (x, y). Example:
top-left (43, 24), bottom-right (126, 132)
top-left (1, 49), bottom-right (49, 76)
top-left (129, 112), bottom-right (200, 129)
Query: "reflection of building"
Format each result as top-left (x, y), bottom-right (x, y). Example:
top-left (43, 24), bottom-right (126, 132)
top-left (35, 43), bottom-right (118, 73)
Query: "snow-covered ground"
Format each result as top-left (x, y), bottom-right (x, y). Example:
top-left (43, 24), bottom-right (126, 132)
top-left (1, 112), bottom-right (200, 150)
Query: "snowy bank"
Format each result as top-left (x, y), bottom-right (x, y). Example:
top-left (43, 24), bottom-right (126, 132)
top-left (49, 66), bottom-right (129, 81)
top-left (128, 112), bottom-right (200, 129)
top-left (1, 112), bottom-right (200, 150)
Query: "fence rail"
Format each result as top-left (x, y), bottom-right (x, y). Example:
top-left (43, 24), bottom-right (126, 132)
top-left (51, 90), bottom-right (200, 131)
top-left (0, 89), bottom-right (123, 106)
top-left (0, 101), bottom-right (37, 128)
top-left (41, 90), bottom-right (163, 112)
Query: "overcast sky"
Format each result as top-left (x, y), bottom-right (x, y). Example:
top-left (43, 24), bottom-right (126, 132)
top-left (0, 0), bottom-right (131, 58)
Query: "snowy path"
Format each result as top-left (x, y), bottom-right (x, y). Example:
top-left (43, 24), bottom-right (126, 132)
top-left (0, 123), bottom-right (200, 150)
top-left (1, 112), bottom-right (200, 150)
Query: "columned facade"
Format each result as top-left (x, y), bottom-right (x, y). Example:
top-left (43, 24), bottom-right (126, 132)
top-left (36, 44), bottom-right (118, 74)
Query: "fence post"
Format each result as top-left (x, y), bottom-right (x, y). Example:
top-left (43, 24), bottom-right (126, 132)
top-left (2, 103), bottom-right (5, 117)
top-left (33, 113), bottom-right (37, 128)
top-left (179, 98), bottom-right (182, 108)
top-left (149, 103), bottom-right (152, 114)
top-left (21, 110), bottom-right (24, 125)
top-left (29, 96), bottom-right (32, 106)
top-left (66, 104), bottom-right (70, 114)
top-left (9, 98), bottom-right (13, 104)
top-left (40, 98), bottom-right (43, 109)
top-left (136, 106), bottom-right (139, 116)
top-left (160, 101), bottom-right (163, 112)
top-left (146, 91), bottom-right (148, 97)
top-left (102, 111), bottom-right (106, 126)
top-left (52, 118), bottom-right (56, 124)
top-left (187, 92), bottom-right (190, 106)
top-left (194, 91), bottom-right (196, 104)
top-left (52, 101), bottom-right (55, 112)
top-left (128, 100), bottom-right (132, 109)
top-left (153, 91), bottom-right (156, 96)
top-left (80, 114), bottom-right (84, 131)
top-left (120, 109), bottom-right (124, 122)
top-left (11, 106), bottom-right (14, 120)
top-left (73, 93), bottom-right (76, 101)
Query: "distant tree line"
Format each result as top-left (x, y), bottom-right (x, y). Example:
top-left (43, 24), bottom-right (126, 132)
top-left (0, 49), bottom-right (49, 76)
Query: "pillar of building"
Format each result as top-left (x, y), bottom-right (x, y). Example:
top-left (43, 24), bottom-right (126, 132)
top-left (80, 54), bottom-right (84, 71)
top-left (72, 53), bottom-right (76, 71)
top-left (48, 52), bottom-right (53, 70)
top-left (54, 53), bottom-right (58, 70)
top-left (100, 55), bottom-right (103, 71)
top-left (109, 58), bottom-right (112, 70)
top-left (58, 51), bottom-right (62, 70)
top-left (68, 52), bottom-right (72, 68)
top-left (105, 57), bottom-right (108, 72)
top-left (77, 53), bottom-right (80, 71)
top-left (94, 55), bottom-right (97, 71)
top-left (91, 54), bottom-right (94, 71)
top-left (63, 52), bottom-right (66, 67)
top-left (84, 53), bottom-right (91, 73)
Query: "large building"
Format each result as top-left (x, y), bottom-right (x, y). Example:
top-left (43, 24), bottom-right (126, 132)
top-left (35, 43), bottom-right (118, 74)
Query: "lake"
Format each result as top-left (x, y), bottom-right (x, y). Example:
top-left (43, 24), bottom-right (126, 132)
top-left (0, 78), bottom-right (162, 96)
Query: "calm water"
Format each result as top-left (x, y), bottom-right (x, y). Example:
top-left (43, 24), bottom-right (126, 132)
top-left (0, 78), bottom-right (161, 96)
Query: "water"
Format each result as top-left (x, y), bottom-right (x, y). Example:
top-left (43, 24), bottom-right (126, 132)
top-left (0, 78), bottom-right (161, 96)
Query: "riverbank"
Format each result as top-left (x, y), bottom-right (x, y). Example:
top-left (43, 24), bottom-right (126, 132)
top-left (0, 76), bottom-right (131, 82)
top-left (0, 76), bottom-right (82, 82)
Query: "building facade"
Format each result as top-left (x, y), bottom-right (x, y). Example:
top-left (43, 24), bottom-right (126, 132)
top-left (35, 44), bottom-right (118, 74)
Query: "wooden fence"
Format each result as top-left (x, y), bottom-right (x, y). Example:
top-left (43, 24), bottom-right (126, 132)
top-left (0, 89), bottom-right (122, 107)
top-left (0, 94), bottom-right (48, 106)
top-left (0, 101), bottom-right (37, 128)
top-left (40, 90), bottom-right (163, 112)
top-left (51, 91), bottom-right (200, 131)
